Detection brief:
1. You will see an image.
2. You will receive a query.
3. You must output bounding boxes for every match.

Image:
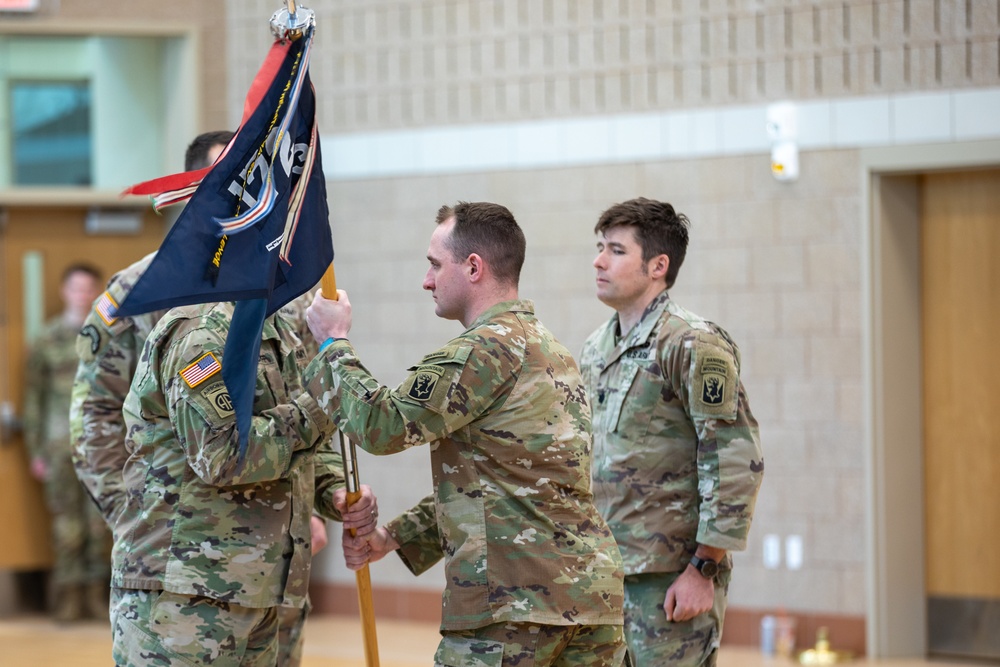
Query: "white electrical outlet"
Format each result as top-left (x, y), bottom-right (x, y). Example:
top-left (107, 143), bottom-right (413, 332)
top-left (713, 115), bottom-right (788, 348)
top-left (763, 533), bottom-right (781, 569)
top-left (785, 534), bottom-right (803, 570)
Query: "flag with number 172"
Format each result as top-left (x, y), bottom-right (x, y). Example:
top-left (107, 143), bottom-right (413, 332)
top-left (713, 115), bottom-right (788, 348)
top-left (116, 27), bottom-right (332, 459)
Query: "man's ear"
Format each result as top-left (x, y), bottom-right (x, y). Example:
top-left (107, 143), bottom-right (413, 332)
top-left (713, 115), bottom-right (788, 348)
top-left (648, 254), bottom-right (670, 280)
top-left (467, 253), bottom-right (485, 282)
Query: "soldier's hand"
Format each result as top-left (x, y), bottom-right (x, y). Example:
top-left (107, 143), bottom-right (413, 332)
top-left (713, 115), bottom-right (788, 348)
top-left (342, 526), bottom-right (399, 571)
top-left (333, 484), bottom-right (378, 537)
top-left (310, 516), bottom-right (329, 554)
top-left (29, 456), bottom-right (48, 481)
top-left (306, 289), bottom-right (352, 342)
top-left (663, 568), bottom-right (714, 622)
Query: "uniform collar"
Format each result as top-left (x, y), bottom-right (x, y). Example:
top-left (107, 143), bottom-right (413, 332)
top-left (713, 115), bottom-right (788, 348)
top-left (467, 298), bottom-right (534, 330)
top-left (603, 289), bottom-right (670, 367)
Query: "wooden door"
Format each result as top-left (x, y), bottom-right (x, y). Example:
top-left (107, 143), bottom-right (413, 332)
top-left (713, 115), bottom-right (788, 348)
top-left (922, 170), bottom-right (1000, 659)
top-left (0, 205), bottom-right (164, 569)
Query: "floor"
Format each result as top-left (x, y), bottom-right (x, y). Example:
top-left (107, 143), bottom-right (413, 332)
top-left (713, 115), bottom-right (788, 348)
top-left (0, 613), bottom-right (980, 667)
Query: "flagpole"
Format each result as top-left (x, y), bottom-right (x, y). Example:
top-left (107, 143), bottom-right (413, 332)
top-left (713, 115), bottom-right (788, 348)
top-left (268, 4), bottom-right (379, 663)
top-left (322, 266), bottom-right (381, 667)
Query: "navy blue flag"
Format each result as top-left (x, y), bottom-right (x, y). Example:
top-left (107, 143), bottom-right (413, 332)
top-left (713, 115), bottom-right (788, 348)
top-left (116, 28), bottom-right (332, 460)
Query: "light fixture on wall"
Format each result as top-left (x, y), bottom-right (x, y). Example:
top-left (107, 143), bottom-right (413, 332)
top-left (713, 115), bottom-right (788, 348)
top-left (767, 101), bottom-right (799, 182)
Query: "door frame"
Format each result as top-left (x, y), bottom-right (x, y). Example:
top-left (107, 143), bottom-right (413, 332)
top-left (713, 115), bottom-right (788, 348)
top-left (861, 139), bottom-right (1000, 657)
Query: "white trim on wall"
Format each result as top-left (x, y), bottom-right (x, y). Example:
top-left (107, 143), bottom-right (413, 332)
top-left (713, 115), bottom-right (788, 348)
top-left (325, 88), bottom-right (1000, 179)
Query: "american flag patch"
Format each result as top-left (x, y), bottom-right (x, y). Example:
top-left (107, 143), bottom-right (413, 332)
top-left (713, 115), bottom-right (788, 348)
top-left (179, 352), bottom-right (222, 388)
top-left (96, 291), bottom-right (119, 325)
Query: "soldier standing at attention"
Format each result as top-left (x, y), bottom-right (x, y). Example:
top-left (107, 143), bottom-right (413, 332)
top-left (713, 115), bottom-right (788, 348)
top-left (23, 262), bottom-right (105, 622)
top-left (111, 299), bottom-right (377, 666)
top-left (579, 198), bottom-right (764, 666)
top-left (71, 131), bottom-right (347, 665)
top-left (306, 202), bottom-right (626, 667)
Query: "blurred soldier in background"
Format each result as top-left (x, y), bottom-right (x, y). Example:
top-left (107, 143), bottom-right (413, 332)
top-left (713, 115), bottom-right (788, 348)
top-left (24, 262), bottom-right (105, 622)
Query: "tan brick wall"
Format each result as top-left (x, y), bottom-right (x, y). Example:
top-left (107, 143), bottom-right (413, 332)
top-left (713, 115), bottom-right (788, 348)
top-left (308, 149), bottom-right (870, 617)
top-left (228, 0), bottom-right (1000, 133)
top-left (14, 0), bottom-right (975, 624)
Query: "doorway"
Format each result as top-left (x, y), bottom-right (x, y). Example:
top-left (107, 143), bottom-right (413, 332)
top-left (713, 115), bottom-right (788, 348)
top-left (0, 204), bottom-right (164, 576)
top-left (921, 170), bottom-right (1000, 660)
top-left (864, 141), bottom-right (1000, 659)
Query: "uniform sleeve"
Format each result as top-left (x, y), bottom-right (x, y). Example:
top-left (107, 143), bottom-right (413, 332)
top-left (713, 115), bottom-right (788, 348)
top-left (159, 328), bottom-right (337, 487)
top-left (302, 339), bottom-right (488, 456)
top-left (70, 313), bottom-right (140, 527)
top-left (385, 494), bottom-right (442, 576)
top-left (312, 434), bottom-right (347, 521)
top-left (671, 333), bottom-right (764, 552)
top-left (21, 340), bottom-right (48, 460)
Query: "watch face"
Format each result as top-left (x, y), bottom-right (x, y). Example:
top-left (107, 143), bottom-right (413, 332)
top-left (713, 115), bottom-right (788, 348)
top-left (700, 560), bottom-right (719, 578)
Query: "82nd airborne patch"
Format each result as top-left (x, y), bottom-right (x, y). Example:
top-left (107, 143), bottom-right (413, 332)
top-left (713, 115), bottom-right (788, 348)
top-left (202, 381), bottom-right (235, 419)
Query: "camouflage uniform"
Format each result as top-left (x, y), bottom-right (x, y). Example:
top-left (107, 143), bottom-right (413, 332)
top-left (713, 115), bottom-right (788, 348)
top-left (71, 253), bottom-right (164, 528)
top-left (24, 316), bottom-right (111, 597)
top-left (111, 301), bottom-right (343, 666)
top-left (305, 299), bottom-right (626, 666)
top-left (278, 286), bottom-right (320, 360)
top-left (580, 290), bottom-right (763, 666)
top-left (73, 262), bottom-right (323, 664)
top-left (275, 286), bottom-right (321, 667)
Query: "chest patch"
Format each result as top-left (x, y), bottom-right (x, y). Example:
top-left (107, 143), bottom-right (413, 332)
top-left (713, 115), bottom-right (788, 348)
top-left (623, 344), bottom-right (653, 361)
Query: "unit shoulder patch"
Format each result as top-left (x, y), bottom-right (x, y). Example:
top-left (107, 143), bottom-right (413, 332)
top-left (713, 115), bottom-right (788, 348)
top-left (201, 380), bottom-right (235, 419)
top-left (405, 365), bottom-right (444, 402)
top-left (690, 351), bottom-right (738, 419)
top-left (77, 324), bottom-right (103, 363)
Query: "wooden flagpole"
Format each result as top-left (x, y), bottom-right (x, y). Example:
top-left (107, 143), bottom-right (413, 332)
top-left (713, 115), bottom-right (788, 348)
top-left (321, 264), bottom-right (381, 667)
top-left (268, 3), bottom-right (379, 661)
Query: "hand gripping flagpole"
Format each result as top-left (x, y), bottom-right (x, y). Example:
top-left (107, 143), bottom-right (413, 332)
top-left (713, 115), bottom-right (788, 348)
top-left (321, 265), bottom-right (381, 667)
top-left (270, 4), bottom-right (380, 666)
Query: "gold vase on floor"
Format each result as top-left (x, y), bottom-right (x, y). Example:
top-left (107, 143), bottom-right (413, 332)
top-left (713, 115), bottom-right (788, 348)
top-left (798, 627), bottom-right (854, 665)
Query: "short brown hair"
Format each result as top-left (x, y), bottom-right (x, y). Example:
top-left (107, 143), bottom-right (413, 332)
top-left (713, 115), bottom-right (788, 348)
top-left (184, 130), bottom-right (235, 171)
top-left (595, 198), bottom-right (689, 288)
top-left (61, 262), bottom-right (102, 285)
top-left (436, 202), bottom-right (525, 287)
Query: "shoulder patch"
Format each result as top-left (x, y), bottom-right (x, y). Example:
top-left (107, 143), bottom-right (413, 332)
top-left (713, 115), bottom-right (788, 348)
top-left (95, 291), bottom-right (119, 326)
top-left (201, 380), bottom-right (235, 419)
top-left (77, 324), bottom-right (102, 363)
top-left (405, 365), bottom-right (444, 402)
top-left (691, 352), bottom-right (738, 419)
top-left (699, 356), bottom-right (729, 405)
top-left (179, 352), bottom-right (222, 388)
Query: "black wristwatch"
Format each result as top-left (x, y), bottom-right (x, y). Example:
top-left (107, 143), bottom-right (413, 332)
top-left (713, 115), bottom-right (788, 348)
top-left (689, 555), bottom-right (720, 579)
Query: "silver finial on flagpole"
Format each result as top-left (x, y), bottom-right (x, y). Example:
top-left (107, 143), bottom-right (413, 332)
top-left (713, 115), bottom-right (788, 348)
top-left (270, 0), bottom-right (314, 40)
